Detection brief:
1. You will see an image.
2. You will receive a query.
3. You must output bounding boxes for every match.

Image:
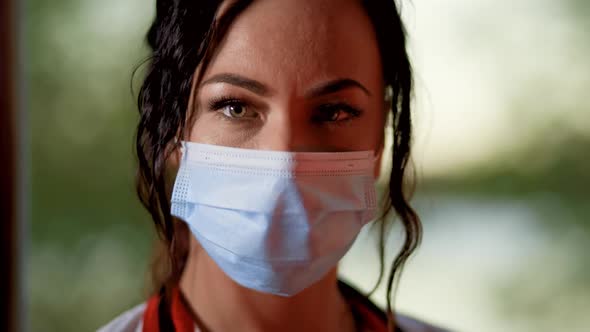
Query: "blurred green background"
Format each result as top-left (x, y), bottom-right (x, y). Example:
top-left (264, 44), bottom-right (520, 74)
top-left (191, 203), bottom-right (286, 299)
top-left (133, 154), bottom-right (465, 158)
top-left (28, 0), bottom-right (589, 331)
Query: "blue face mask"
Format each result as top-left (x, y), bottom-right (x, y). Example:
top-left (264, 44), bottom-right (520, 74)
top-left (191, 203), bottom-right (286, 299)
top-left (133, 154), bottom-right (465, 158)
top-left (171, 142), bottom-right (378, 296)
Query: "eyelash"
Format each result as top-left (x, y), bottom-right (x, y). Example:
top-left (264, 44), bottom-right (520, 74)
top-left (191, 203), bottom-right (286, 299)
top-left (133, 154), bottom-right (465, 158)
top-left (208, 97), bottom-right (247, 112)
top-left (207, 96), bottom-right (363, 125)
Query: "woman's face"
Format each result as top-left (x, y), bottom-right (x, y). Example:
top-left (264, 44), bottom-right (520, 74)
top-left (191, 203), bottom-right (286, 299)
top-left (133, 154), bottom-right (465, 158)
top-left (189, 0), bottom-right (385, 157)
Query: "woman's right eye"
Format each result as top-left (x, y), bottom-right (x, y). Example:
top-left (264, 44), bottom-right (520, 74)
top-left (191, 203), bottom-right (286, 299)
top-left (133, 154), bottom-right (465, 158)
top-left (209, 98), bottom-right (258, 120)
top-left (221, 102), bottom-right (246, 118)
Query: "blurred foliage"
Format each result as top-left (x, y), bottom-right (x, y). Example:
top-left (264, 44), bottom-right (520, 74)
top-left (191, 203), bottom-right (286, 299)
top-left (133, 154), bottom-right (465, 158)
top-left (422, 131), bottom-right (589, 222)
top-left (416, 1), bottom-right (590, 329)
top-left (417, 133), bottom-right (590, 332)
top-left (418, 42), bottom-right (590, 332)
top-left (564, 0), bottom-right (590, 25)
top-left (28, 0), bottom-right (155, 330)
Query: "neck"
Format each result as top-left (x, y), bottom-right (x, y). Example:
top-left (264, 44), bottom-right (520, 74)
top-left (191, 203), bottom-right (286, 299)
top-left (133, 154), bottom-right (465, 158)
top-left (179, 239), bottom-right (356, 332)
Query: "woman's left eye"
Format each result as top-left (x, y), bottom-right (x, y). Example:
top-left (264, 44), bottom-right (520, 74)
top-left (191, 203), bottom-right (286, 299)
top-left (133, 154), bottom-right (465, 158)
top-left (312, 103), bottom-right (362, 124)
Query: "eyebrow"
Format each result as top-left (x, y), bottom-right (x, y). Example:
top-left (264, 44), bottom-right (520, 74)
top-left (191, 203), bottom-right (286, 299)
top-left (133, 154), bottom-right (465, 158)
top-left (201, 73), bottom-right (271, 96)
top-left (305, 78), bottom-right (371, 98)
top-left (201, 73), bottom-right (371, 98)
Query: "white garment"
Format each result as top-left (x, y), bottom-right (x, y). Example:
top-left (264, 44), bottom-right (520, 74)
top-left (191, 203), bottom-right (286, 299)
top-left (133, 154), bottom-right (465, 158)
top-left (97, 303), bottom-right (145, 332)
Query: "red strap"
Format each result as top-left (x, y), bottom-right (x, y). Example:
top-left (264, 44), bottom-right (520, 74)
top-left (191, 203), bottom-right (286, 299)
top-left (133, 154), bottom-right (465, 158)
top-left (142, 288), bottom-right (194, 332)
top-left (141, 293), bottom-right (160, 332)
top-left (351, 299), bottom-right (388, 332)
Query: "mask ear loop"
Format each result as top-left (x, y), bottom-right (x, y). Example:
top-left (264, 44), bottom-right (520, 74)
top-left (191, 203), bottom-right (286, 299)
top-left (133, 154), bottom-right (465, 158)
top-left (374, 85), bottom-right (394, 164)
top-left (177, 65), bottom-right (200, 159)
top-left (373, 128), bottom-right (386, 164)
top-left (180, 141), bottom-right (186, 157)
top-left (373, 138), bottom-right (384, 163)
top-left (371, 85), bottom-right (393, 174)
top-left (173, 137), bottom-right (186, 158)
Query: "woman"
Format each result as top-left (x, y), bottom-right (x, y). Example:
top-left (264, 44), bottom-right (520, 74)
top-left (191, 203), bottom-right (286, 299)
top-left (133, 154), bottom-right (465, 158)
top-left (101, 0), bottom-right (448, 331)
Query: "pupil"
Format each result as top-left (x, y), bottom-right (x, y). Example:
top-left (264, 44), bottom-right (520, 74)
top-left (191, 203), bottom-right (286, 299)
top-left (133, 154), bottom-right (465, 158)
top-left (230, 105), bottom-right (244, 116)
top-left (329, 110), bottom-right (339, 121)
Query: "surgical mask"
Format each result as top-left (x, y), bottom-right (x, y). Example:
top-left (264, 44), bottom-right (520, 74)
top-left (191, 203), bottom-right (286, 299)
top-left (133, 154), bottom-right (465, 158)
top-left (171, 142), bottom-right (377, 296)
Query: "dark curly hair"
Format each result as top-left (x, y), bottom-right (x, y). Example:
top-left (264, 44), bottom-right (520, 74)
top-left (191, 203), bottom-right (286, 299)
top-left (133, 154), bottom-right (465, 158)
top-left (135, 0), bottom-right (421, 331)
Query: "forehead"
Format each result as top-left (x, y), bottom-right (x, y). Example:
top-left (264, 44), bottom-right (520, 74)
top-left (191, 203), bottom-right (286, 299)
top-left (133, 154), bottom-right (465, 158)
top-left (205, 0), bottom-right (383, 93)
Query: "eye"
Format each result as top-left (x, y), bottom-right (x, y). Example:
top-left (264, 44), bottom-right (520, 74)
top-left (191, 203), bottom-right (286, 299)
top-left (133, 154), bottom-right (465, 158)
top-left (312, 103), bottom-right (362, 124)
top-left (222, 103), bottom-right (247, 118)
top-left (208, 97), bottom-right (258, 120)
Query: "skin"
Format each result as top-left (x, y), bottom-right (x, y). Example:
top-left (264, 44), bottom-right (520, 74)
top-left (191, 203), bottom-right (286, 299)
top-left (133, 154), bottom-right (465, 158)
top-left (179, 0), bottom-right (387, 331)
